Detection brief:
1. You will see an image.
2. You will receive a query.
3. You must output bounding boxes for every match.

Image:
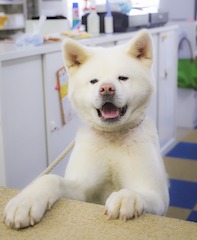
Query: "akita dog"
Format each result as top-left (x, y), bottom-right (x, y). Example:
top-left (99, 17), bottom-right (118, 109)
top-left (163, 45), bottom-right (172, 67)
top-left (4, 29), bottom-right (169, 229)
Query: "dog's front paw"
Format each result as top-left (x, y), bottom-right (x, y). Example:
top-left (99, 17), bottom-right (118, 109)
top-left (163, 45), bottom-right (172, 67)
top-left (3, 189), bottom-right (52, 229)
top-left (105, 189), bottom-right (144, 221)
top-left (3, 175), bottom-right (62, 229)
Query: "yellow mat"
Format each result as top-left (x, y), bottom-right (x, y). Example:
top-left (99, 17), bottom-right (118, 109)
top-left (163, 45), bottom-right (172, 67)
top-left (0, 187), bottom-right (197, 240)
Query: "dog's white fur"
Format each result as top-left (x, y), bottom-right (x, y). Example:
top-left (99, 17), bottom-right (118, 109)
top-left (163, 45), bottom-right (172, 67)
top-left (4, 30), bottom-right (169, 229)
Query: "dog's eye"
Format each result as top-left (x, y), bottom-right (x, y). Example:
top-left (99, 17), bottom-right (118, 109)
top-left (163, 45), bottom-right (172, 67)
top-left (118, 76), bottom-right (128, 81)
top-left (90, 79), bottom-right (98, 84)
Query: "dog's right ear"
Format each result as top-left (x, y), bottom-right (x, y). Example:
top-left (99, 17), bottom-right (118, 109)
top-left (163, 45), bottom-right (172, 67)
top-left (62, 39), bottom-right (92, 73)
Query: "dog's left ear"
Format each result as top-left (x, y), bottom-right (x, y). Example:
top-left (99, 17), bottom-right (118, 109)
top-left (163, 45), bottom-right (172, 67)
top-left (126, 29), bottom-right (153, 67)
top-left (62, 39), bottom-right (92, 73)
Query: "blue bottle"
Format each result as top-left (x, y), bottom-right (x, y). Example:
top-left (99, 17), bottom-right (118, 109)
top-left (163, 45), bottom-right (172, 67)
top-left (72, 2), bottom-right (80, 29)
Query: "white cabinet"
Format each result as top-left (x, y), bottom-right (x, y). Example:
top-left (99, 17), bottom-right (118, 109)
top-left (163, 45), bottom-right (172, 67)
top-left (0, 56), bottom-right (47, 188)
top-left (43, 52), bottom-right (81, 177)
top-left (157, 30), bottom-right (177, 153)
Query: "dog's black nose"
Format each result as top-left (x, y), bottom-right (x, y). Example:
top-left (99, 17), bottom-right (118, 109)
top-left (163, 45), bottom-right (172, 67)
top-left (99, 83), bottom-right (115, 96)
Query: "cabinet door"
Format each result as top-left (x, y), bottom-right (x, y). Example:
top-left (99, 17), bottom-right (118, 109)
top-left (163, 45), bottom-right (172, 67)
top-left (43, 52), bottom-right (81, 177)
top-left (1, 56), bottom-right (47, 188)
top-left (158, 31), bottom-right (177, 152)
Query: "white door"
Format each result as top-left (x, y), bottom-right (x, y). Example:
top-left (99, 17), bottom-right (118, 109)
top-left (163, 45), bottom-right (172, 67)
top-left (158, 30), bottom-right (177, 152)
top-left (1, 56), bottom-right (47, 188)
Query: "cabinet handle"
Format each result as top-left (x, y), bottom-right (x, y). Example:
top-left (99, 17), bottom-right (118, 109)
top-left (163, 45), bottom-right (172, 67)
top-left (51, 127), bottom-right (59, 133)
top-left (164, 70), bottom-right (168, 79)
top-left (161, 70), bottom-right (168, 79)
top-left (162, 34), bottom-right (168, 41)
top-left (50, 121), bottom-right (59, 133)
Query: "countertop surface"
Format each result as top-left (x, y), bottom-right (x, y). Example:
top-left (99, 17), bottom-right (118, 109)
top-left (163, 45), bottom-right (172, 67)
top-left (0, 25), bottom-right (178, 61)
top-left (0, 186), bottom-right (197, 240)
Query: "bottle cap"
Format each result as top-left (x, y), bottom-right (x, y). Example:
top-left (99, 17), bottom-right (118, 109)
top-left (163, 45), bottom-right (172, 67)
top-left (73, 2), bottom-right (78, 8)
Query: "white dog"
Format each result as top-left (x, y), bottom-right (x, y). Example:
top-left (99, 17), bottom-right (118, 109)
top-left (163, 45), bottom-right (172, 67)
top-left (4, 29), bottom-right (169, 229)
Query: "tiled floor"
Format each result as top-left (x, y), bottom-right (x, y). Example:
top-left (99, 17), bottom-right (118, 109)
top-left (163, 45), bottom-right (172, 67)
top-left (165, 129), bottom-right (197, 222)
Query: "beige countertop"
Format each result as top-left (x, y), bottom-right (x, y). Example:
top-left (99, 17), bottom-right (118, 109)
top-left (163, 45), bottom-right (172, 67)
top-left (0, 186), bottom-right (196, 240)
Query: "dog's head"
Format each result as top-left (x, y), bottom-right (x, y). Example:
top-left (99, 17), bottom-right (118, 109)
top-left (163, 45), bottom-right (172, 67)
top-left (62, 30), bottom-right (153, 132)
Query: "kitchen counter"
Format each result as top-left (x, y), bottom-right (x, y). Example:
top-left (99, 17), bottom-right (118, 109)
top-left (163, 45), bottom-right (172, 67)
top-left (0, 25), bottom-right (178, 61)
top-left (0, 186), bottom-right (196, 240)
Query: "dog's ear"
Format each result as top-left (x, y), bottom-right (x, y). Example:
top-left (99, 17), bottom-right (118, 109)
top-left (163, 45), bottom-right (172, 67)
top-left (126, 29), bottom-right (153, 67)
top-left (62, 39), bottom-right (91, 72)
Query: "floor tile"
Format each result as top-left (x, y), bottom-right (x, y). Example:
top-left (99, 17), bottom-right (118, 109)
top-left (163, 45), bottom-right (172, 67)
top-left (182, 130), bottom-right (197, 143)
top-left (166, 206), bottom-right (191, 221)
top-left (187, 211), bottom-right (197, 222)
top-left (169, 179), bottom-right (197, 209)
top-left (164, 157), bottom-right (197, 182)
top-left (166, 129), bottom-right (197, 222)
top-left (194, 204), bottom-right (197, 211)
top-left (166, 142), bottom-right (197, 160)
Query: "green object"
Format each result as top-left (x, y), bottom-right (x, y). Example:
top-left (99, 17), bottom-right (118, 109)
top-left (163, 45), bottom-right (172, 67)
top-left (178, 37), bottom-right (197, 90)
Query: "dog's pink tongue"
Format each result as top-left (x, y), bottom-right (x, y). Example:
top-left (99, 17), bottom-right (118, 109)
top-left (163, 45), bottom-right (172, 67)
top-left (101, 103), bottom-right (119, 119)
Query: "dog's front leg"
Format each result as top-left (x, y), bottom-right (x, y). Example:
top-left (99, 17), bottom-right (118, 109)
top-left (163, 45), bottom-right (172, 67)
top-left (105, 189), bottom-right (145, 221)
top-left (105, 188), bottom-right (167, 221)
top-left (3, 174), bottom-right (66, 229)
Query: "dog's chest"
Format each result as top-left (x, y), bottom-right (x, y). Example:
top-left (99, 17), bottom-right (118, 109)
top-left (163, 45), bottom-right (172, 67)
top-left (86, 144), bottom-right (128, 204)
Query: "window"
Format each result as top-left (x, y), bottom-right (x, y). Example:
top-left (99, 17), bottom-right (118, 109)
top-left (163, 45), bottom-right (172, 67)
top-left (131, 0), bottom-right (159, 8)
top-left (96, 0), bottom-right (159, 8)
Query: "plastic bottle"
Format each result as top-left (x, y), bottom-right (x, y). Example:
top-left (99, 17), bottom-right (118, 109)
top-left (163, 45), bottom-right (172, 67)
top-left (72, 2), bottom-right (80, 29)
top-left (87, 7), bottom-right (100, 36)
top-left (83, 0), bottom-right (89, 14)
top-left (104, 0), bottom-right (113, 34)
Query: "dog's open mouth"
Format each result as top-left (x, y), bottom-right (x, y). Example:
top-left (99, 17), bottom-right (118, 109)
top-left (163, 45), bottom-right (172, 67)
top-left (97, 103), bottom-right (127, 122)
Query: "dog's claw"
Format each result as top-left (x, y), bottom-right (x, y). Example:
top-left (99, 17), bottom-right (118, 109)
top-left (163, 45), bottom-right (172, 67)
top-left (9, 220), bottom-right (14, 228)
top-left (107, 213), bottom-right (112, 220)
top-left (15, 222), bottom-right (21, 229)
top-left (120, 215), bottom-right (127, 222)
top-left (47, 202), bottom-right (52, 210)
top-left (134, 211), bottom-right (139, 219)
top-left (104, 208), bottom-right (108, 215)
top-left (30, 217), bottom-right (35, 226)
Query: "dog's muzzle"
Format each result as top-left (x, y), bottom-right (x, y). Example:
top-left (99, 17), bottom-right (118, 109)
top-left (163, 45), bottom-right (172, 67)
top-left (97, 103), bottom-right (127, 122)
top-left (96, 83), bottom-right (127, 123)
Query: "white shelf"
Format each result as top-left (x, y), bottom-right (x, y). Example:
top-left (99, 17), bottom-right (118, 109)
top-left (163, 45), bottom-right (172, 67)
top-left (0, 26), bottom-right (24, 31)
top-left (0, 0), bottom-right (27, 38)
top-left (0, 0), bottom-right (24, 5)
